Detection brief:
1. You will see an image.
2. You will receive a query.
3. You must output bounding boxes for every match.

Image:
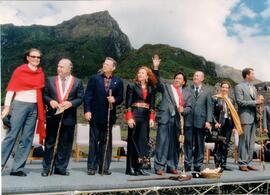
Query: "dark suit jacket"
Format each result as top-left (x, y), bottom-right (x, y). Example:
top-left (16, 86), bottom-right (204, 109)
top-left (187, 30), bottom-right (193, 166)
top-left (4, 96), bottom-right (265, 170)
top-left (212, 96), bottom-right (234, 128)
top-left (43, 76), bottom-right (84, 126)
top-left (190, 84), bottom-right (212, 129)
top-left (84, 74), bottom-right (124, 124)
top-left (125, 83), bottom-right (155, 119)
top-left (263, 105), bottom-right (270, 130)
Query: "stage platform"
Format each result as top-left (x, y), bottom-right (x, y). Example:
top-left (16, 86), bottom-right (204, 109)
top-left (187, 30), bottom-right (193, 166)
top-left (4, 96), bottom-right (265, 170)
top-left (2, 158), bottom-right (270, 195)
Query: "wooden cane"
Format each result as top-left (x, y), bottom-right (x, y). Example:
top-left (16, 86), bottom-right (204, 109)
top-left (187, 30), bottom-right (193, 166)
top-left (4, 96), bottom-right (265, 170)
top-left (101, 89), bottom-right (113, 175)
top-left (257, 101), bottom-right (265, 171)
top-left (179, 113), bottom-right (185, 174)
top-left (48, 112), bottom-right (64, 176)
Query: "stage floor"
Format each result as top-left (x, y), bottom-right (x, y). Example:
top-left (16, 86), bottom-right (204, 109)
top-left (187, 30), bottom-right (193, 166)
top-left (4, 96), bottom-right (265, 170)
top-left (2, 158), bottom-right (270, 194)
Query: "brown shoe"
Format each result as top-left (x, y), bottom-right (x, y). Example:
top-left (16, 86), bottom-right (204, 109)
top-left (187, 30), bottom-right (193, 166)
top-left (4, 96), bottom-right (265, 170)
top-left (167, 169), bottom-right (178, 175)
top-left (156, 170), bottom-right (165, 175)
top-left (239, 166), bottom-right (249, 171)
top-left (247, 166), bottom-right (258, 171)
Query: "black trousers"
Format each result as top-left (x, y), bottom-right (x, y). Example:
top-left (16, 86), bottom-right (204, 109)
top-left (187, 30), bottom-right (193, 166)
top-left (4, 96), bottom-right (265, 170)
top-left (126, 116), bottom-right (150, 173)
top-left (213, 119), bottom-right (232, 167)
top-left (87, 122), bottom-right (112, 171)
top-left (42, 116), bottom-right (75, 173)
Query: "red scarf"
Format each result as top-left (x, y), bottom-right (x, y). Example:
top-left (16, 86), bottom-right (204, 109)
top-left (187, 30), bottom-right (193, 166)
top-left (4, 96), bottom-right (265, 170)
top-left (7, 64), bottom-right (46, 144)
top-left (173, 84), bottom-right (184, 107)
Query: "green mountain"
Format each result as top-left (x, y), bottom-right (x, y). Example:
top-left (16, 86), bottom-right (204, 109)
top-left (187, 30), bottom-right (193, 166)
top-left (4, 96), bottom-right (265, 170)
top-left (1, 11), bottom-right (132, 91)
top-left (1, 10), bottom-right (236, 100)
top-left (116, 44), bottom-right (226, 85)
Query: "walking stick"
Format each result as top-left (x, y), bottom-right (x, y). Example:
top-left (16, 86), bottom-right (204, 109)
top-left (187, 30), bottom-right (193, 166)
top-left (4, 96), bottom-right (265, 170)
top-left (101, 89), bottom-right (113, 175)
top-left (179, 113), bottom-right (185, 174)
top-left (48, 112), bottom-right (64, 176)
top-left (257, 101), bottom-right (265, 171)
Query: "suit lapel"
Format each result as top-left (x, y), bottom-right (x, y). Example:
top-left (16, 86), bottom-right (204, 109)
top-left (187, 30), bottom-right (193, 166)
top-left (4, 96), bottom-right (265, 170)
top-left (135, 83), bottom-right (144, 99)
top-left (165, 84), bottom-right (177, 107)
top-left (109, 77), bottom-right (118, 93)
top-left (197, 85), bottom-right (205, 98)
top-left (242, 83), bottom-right (255, 100)
top-left (97, 75), bottom-right (107, 95)
top-left (191, 85), bottom-right (196, 98)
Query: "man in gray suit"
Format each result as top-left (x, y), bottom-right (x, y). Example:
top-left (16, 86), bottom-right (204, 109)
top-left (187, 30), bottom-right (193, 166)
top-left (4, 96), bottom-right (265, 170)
top-left (187, 71), bottom-right (212, 172)
top-left (263, 97), bottom-right (270, 140)
top-left (235, 68), bottom-right (264, 171)
top-left (152, 55), bottom-right (193, 175)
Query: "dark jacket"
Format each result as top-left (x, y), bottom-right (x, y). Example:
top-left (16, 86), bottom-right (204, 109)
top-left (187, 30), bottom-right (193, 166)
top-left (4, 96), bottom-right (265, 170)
top-left (43, 76), bottom-right (84, 126)
top-left (212, 96), bottom-right (234, 128)
top-left (125, 83), bottom-right (155, 119)
top-left (263, 105), bottom-right (270, 130)
top-left (84, 74), bottom-right (124, 124)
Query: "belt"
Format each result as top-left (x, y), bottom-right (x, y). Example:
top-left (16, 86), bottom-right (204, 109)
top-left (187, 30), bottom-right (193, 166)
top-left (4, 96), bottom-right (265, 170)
top-left (132, 102), bottom-right (150, 109)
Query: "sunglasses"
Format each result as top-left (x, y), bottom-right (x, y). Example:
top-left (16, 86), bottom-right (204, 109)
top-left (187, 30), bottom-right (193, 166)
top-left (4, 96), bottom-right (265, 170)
top-left (28, 55), bottom-right (41, 59)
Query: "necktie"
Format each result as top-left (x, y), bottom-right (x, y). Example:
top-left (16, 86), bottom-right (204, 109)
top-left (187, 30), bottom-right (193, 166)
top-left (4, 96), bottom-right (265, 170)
top-left (248, 84), bottom-right (254, 97)
top-left (61, 77), bottom-right (66, 93)
top-left (195, 86), bottom-right (199, 97)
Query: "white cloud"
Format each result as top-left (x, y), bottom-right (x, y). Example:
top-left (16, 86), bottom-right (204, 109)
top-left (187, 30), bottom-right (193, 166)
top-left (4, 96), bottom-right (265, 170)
top-left (230, 3), bottom-right (257, 22)
top-left (261, 0), bottom-right (270, 18)
top-left (0, 0), bottom-right (269, 81)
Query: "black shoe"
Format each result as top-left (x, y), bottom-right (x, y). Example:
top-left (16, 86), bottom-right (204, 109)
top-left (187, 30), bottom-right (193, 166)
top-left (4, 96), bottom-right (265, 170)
top-left (10, 171), bottom-right (27, 177)
top-left (41, 172), bottom-right (49, 177)
top-left (87, 169), bottom-right (96, 175)
top-left (222, 166), bottom-right (232, 171)
top-left (194, 167), bottom-right (201, 172)
top-left (185, 167), bottom-right (191, 172)
top-left (126, 168), bottom-right (138, 176)
top-left (54, 171), bottom-right (70, 176)
top-left (99, 170), bottom-right (112, 175)
top-left (136, 169), bottom-right (150, 176)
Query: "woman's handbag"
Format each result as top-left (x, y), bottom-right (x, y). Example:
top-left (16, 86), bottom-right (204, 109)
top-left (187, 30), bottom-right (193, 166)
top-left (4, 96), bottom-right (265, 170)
top-left (205, 128), bottom-right (226, 144)
top-left (2, 114), bottom-right (11, 129)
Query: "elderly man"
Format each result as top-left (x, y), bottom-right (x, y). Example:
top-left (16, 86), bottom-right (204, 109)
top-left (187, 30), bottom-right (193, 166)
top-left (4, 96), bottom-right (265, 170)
top-left (84, 57), bottom-right (124, 175)
top-left (186, 71), bottom-right (212, 172)
top-left (235, 68), bottom-right (264, 171)
top-left (41, 58), bottom-right (84, 176)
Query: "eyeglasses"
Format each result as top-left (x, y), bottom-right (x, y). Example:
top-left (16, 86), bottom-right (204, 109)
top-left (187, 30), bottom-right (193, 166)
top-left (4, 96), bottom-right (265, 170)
top-left (28, 55), bottom-right (41, 59)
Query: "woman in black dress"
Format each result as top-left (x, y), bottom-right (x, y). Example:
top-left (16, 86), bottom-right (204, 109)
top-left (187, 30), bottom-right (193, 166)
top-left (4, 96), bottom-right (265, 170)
top-left (125, 66), bottom-right (157, 176)
top-left (212, 80), bottom-right (242, 172)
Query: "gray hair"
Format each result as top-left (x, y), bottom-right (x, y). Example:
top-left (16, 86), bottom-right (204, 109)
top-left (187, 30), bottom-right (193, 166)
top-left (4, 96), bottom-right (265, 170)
top-left (105, 57), bottom-right (117, 67)
top-left (58, 58), bottom-right (73, 69)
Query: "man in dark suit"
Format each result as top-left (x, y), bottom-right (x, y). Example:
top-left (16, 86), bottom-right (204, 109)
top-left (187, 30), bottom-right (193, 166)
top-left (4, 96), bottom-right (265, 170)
top-left (152, 56), bottom-right (193, 175)
top-left (263, 97), bottom-right (270, 140)
top-left (235, 68), bottom-right (264, 171)
top-left (84, 57), bottom-right (124, 175)
top-left (42, 58), bottom-right (84, 176)
top-left (187, 71), bottom-right (212, 172)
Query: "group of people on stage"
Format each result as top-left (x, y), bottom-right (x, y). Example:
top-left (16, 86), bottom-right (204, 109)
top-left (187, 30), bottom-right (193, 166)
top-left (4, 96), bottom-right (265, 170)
top-left (1, 48), bottom-right (268, 177)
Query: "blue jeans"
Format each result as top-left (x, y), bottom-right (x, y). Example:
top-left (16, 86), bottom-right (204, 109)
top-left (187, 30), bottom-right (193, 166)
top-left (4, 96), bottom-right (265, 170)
top-left (1, 100), bottom-right (37, 172)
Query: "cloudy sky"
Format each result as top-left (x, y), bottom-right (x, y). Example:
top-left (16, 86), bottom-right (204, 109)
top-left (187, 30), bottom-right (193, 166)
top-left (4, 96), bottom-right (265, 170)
top-left (1, 0), bottom-right (270, 81)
